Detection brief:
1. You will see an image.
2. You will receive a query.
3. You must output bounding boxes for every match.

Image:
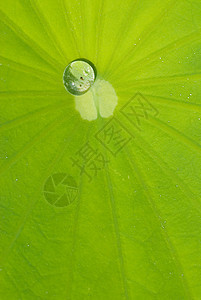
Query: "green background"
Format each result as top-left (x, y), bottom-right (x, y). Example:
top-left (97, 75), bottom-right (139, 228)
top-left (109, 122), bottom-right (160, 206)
top-left (0, 0), bottom-right (201, 299)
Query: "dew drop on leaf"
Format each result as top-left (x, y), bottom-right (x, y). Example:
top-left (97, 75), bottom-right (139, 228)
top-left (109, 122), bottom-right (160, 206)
top-left (63, 59), bottom-right (96, 95)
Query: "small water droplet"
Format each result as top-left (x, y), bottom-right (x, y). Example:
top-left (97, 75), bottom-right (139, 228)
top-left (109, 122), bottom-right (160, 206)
top-left (63, 59), bottom-right (96, 96)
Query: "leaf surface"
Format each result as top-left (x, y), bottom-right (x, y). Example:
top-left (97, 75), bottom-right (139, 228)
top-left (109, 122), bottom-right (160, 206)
top-left (0, 0), bottom-right (201, 299)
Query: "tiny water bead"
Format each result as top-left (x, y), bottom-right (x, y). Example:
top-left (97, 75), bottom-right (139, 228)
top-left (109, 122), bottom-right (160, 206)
top-left (63, 59), bottom-right (118, 121)
top-left (63, 59), bottom-right (96, 95)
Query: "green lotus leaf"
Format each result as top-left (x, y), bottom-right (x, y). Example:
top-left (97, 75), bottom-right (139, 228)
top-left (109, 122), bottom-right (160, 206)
top-left (0, 0), bottom-right (201, 299)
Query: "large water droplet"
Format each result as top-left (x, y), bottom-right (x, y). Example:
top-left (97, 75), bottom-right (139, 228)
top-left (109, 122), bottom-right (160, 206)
top-left (63, 59), bottom-right (96, 95)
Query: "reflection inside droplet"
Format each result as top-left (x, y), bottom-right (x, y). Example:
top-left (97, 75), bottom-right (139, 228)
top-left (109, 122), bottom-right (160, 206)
top-left (63, 59), bottom-right (96, 95)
